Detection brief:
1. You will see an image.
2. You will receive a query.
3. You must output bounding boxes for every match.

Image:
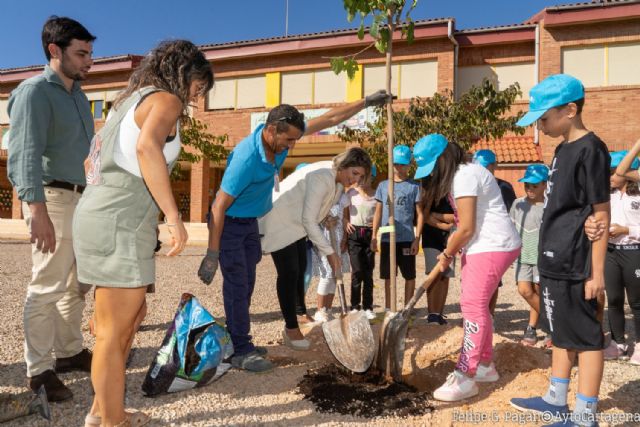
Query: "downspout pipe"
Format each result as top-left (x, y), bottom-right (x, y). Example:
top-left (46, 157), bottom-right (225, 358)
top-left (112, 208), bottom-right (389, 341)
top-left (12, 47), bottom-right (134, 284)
top-left (447, 20), bottom-right (459, 99)
top-left (534, 23), bottom-right (540, 146)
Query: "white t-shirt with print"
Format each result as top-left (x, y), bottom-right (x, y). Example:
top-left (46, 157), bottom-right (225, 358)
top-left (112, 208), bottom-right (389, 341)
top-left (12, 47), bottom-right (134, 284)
top-left (452, 163), bottom-right (521, 255)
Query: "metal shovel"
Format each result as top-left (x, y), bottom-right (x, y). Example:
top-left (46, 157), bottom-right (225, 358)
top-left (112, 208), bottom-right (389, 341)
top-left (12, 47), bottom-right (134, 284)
top-left (322, 226), bottom-right (376, 373)
top-left (375, 263), bottom-right (442, 382)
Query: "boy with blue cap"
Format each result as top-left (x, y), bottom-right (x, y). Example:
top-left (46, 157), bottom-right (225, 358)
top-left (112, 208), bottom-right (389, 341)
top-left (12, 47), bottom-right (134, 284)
top-left (509, 164), bottom-right (549, 347)
top-left (510, 74), bottom-right (611, 427)
top-left (371, 145), bottom-right (423, 309)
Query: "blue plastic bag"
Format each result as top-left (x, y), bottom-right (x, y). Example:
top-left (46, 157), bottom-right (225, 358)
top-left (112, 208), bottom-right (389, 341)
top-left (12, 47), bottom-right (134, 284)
top-left (142, 293), bottom-right (234, 396)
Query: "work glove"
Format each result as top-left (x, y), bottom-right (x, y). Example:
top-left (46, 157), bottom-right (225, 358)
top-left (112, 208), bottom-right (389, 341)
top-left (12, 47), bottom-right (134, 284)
top-left (364, 89), bottom-right (393, 107)
top-left (198, 249), bottom-right (220, 285)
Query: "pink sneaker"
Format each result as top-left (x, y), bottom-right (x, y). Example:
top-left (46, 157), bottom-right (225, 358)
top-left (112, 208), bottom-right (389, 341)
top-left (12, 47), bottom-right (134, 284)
top-left (630, 343), bottom-right (640, 366)
top-left (474, 362), bottom-right (499, 382)
top-left (604, 339), bottom-right (628, 360)
top-left (433, 370), bottom-right (479, 402)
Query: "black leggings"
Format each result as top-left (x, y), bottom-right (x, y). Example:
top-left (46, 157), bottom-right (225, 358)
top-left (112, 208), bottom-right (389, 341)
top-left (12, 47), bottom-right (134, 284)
top-left (271, 238), bottom-right (307, 330)
top-left (348, 226), bottom-right (375, 310)
top-left (604, 247), bottom-right (640, 344)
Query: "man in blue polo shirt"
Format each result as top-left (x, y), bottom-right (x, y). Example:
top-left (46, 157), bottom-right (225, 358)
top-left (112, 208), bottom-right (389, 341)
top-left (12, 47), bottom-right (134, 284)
top-left (198, 92), bottom-right (390, 372)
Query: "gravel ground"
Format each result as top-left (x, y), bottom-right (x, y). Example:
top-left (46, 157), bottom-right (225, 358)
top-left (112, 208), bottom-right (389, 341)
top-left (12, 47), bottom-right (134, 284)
top-left (1, 240), bottom-right (639, 426)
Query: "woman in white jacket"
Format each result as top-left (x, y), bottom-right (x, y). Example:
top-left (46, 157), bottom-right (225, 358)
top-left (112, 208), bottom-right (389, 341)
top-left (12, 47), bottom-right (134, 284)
top-left (259, 148), bottom-right (372, 350)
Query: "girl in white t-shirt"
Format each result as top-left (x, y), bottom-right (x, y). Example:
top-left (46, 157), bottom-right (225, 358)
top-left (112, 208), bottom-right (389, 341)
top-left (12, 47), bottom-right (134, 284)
top-left (413, 134), bottom-right (521, 402)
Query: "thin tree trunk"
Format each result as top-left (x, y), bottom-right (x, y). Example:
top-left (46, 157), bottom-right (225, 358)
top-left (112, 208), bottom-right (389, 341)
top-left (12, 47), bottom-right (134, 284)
top-left (386, 14), bottom-right (396, 312)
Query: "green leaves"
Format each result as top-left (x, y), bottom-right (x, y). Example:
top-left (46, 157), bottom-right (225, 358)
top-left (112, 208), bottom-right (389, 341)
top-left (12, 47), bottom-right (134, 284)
top-left (330, 57), bottom-right (360, 79)
top-left (338, 79), bottom-right (525, 174)
top-left (171, 117), bottom-right (229, 181)
top-left (334, 0), bottom-right (417, 75)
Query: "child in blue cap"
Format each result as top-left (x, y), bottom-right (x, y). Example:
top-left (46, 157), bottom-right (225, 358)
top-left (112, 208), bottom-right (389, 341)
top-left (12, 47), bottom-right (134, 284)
top-left (602, 151), bottom-right (640, 365)
top-left (509, 164), bottom-right (550, 347)
top-left (510, 74), bottom-right (611, 427)
top-left (414, 134), bottom-right (521, 402)
top-left (371, 145), bottom-right (424, 309)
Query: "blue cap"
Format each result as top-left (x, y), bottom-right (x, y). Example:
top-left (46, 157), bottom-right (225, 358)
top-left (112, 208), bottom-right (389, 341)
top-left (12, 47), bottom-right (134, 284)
top-left (371, 164), bottom-right (377, 178)
top-left (519, 164), bottom-right (550, 184)
top-left (413, 134), bottom-right (449, 179)
top-left (610, 151), bottom-right (640, 170)
top-left (473, 149), bottom-right (497, 168)
top-left (393, 145), bottom-right (412, 165)
top-left (295, 162), bottom-right (309, 171)
top-left (517, 74), bottom-right (585, 127)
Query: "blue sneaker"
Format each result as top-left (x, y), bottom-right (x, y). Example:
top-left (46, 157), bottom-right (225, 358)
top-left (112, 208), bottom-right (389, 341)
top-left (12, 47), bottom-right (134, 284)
top-left (426, 313), bottom-right (448, 325)
top-left (510, 396), bottom-right (569, 420)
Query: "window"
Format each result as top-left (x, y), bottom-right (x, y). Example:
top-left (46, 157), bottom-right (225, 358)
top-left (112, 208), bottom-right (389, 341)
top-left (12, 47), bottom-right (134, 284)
top-left (562, 42), bottom-right (640, 87)
top-left (314, 70), bottom-right (346, 104)
top-left (236, 75), bottom-right (265, 109)
top-left (0, 98), bottom-right (9, 125)
top-left (90, 100), bottom-right (104, 119)
top-left (562, 46), bottom-right (605, 87)
top-left (399, 60), bottom-right (438, 99)
top-left (608, 43), bottom-right (640, 86)
top-left (364, 63), bottom-right (399, 97)
top-left (207, 78), bottom-right (235, 110)
top-left (281, 71), bottom-right (313, 105)
top-left (458, 63), bottom-right (534, 98)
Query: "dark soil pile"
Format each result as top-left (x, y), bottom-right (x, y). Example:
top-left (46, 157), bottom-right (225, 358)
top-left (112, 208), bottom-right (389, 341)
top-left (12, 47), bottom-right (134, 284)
top-left (297, 364), bottom-right (433, 418)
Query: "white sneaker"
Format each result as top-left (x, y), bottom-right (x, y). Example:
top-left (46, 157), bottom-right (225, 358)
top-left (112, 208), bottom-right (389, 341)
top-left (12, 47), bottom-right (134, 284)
top-left (313, 308), bottom-right (329, 323)
top-left (474, 362), bottom-right (499, 382)
top-left (629, 342), bottom-right (640, 366)
top-left (364, 309), bottom-right (376, 320)
top-left (433, 370), bottom-right (479, 402)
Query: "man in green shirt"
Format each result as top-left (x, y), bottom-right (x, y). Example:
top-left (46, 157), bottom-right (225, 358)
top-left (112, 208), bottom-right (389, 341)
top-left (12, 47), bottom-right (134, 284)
top-left (7, 16), bottom-right (96, 402)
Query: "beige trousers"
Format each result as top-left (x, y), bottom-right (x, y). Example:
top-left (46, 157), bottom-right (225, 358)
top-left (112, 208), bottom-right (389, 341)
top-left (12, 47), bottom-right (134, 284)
top-left (22, 187), bottom-right (90, 377)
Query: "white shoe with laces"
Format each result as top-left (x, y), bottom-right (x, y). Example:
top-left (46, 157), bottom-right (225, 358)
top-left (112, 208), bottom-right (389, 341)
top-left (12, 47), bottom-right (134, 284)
top-left (363, 309), bottom-right (376, 320)
top-left (474, 362), bottom-right (499, 382)
top-left (433, 370), bottom-right (479, 402)
top-left (313, 308), bottom-right (329, 323)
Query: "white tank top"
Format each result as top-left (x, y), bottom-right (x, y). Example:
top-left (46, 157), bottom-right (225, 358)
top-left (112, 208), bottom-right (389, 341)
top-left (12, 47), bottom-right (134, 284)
top-left (111, 101), bottom-right (181, 177)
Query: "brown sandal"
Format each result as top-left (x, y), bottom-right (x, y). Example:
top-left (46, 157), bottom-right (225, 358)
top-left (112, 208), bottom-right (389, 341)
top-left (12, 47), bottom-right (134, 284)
top-left (113, 411), bottom-right (151, 427)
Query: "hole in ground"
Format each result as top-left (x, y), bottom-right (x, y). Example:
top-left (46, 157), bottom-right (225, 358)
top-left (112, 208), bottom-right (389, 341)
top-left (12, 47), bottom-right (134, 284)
top-left (297, 364), bottom-right (433, 418)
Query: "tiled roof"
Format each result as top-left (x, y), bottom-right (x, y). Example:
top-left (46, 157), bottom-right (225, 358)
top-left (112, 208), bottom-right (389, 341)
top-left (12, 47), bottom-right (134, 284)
top-left (198, 18), bottom-right (452, 50)
top-left (0, 54), bottom-right (142, 74)
top-left (455, 23), bottom-right (537, 34)
top-left (472, 135), bottom-right (541, 164)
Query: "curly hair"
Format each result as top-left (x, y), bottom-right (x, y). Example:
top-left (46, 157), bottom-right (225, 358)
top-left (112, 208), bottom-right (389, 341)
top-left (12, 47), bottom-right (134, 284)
top-left (114, 40), bottom-right (213, 115)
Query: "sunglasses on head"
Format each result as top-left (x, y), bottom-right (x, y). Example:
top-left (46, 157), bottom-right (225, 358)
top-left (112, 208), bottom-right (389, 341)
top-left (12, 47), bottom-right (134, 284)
top-left (276, 113), bottom-right (305, 124)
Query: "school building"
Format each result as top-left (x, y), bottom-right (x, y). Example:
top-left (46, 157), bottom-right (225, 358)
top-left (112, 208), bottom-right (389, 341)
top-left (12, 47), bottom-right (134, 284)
top-left (1, 0), bottom-right (640, 222)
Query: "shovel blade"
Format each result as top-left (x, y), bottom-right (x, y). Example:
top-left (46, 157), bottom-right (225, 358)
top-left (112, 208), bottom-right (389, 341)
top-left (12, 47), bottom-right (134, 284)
top-left (322, 310), bottom-right (376, 373)
top-left (375, 311), bottom-right (409, 382)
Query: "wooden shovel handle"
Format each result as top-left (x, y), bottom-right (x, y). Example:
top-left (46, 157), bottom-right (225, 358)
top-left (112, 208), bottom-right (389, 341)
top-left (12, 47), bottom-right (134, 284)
top-left (401, 262), bottom-right (443, 315)
top-left (328, 223), bottom-right (348, 316)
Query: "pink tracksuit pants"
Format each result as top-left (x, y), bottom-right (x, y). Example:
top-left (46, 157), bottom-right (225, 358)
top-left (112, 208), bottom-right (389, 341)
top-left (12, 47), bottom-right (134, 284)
top-left (456, 248), bottom-right (520, 376)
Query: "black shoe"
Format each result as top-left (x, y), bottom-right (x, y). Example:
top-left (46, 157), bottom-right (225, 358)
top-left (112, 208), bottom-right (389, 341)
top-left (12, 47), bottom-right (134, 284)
top-left (28, 370), bottom-right (73, 402)
top-left (55, 348), bottom-right (92, 373)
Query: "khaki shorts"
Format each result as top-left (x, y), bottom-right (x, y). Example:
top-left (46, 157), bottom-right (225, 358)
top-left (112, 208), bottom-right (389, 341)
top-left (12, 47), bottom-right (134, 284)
top-left (515, 262), bottom-right (539, 283)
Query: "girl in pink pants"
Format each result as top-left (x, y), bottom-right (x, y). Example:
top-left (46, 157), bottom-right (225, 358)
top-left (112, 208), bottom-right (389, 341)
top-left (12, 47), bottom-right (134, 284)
top-left (413, 134), bottom-right (521, 402)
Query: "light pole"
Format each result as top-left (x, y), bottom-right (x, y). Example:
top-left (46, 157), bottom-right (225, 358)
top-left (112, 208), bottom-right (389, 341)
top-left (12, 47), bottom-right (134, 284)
top-left (285, 0), bottom-right (289, 36)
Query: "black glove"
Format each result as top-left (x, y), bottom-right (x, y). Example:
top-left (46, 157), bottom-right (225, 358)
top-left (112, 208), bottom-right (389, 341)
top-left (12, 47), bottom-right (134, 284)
top-left (198, 249), bottom-right (220, 285)
top-left (364, 89), bottom-right (392, 108)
